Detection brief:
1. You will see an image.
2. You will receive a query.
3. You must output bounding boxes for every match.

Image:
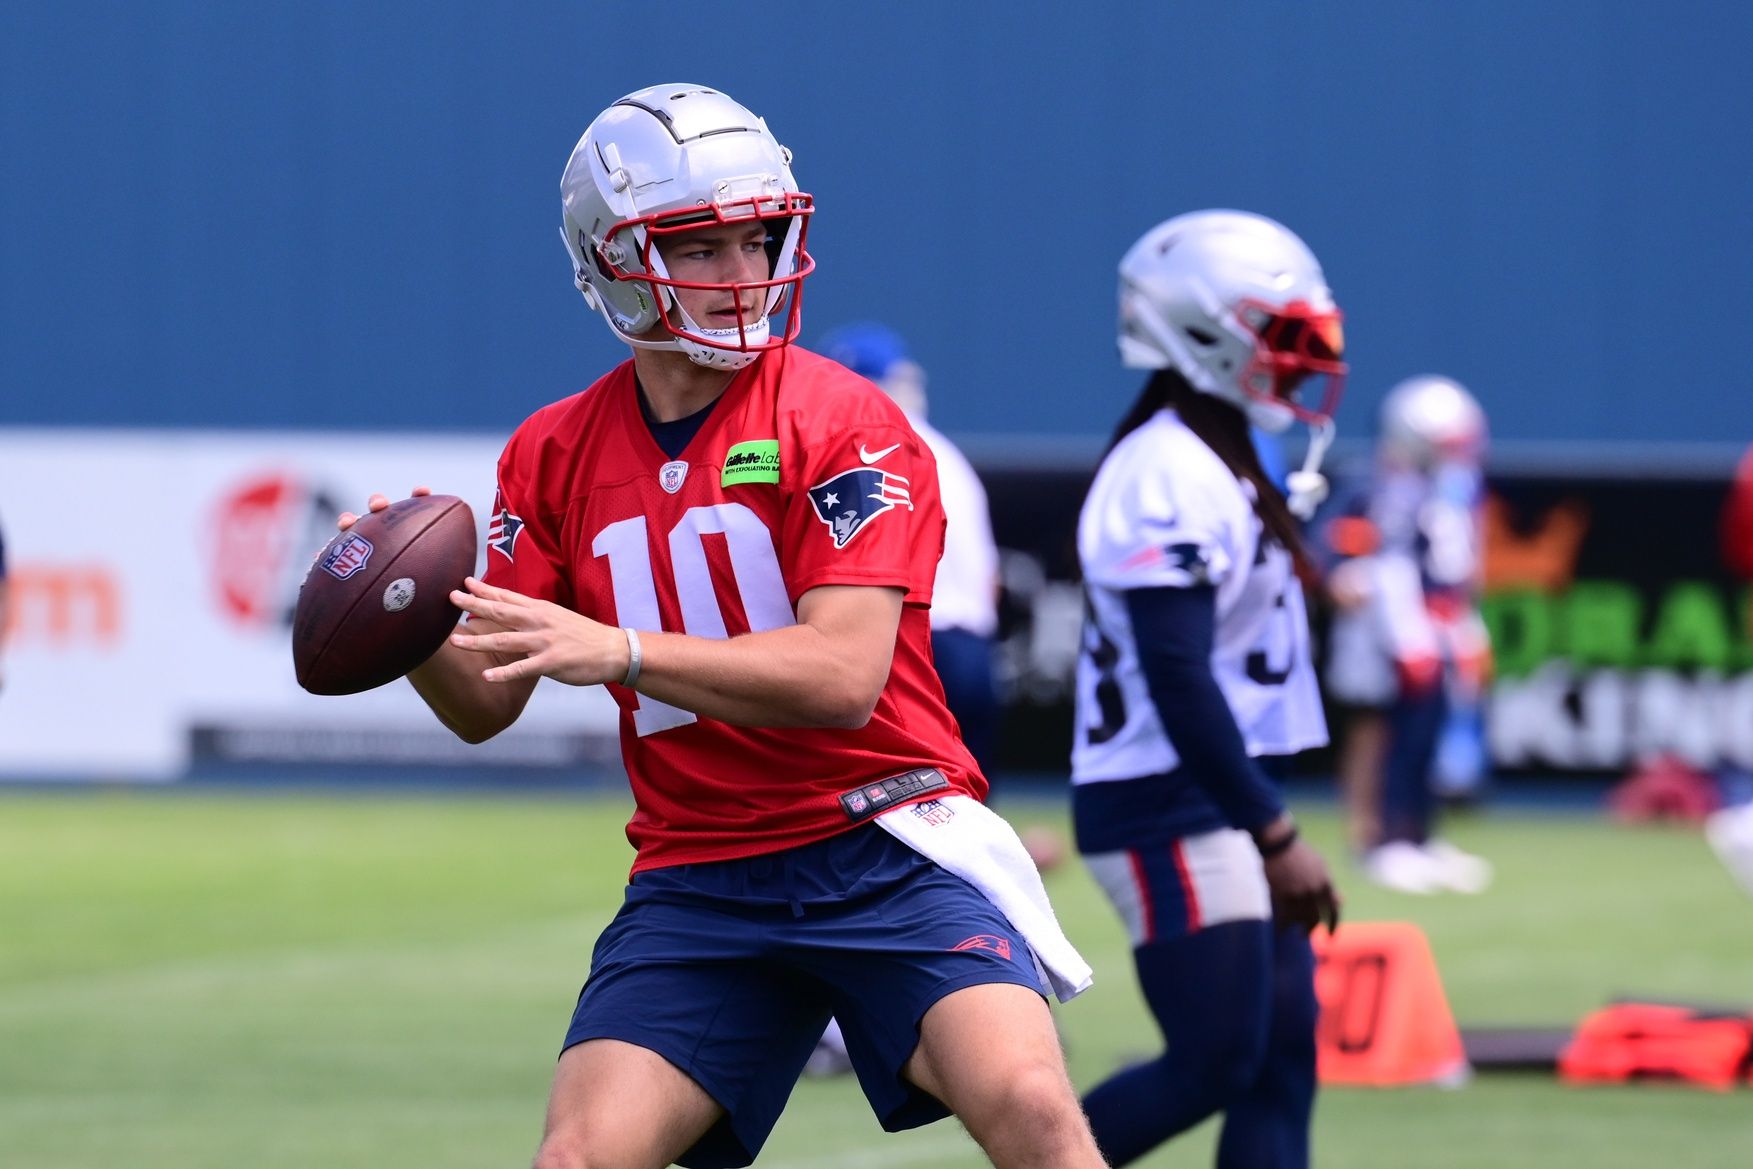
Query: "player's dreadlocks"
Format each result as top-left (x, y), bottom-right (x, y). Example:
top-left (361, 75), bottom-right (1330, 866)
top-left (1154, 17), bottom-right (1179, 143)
top-left (1104, 369), bottom-right (1312, 576)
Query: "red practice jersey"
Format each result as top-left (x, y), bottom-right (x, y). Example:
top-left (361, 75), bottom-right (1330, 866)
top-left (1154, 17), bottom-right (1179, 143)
top-left (1723, 446), bottom-right (1753, 581)
top-left (483, 347), bottom-right (985, 871)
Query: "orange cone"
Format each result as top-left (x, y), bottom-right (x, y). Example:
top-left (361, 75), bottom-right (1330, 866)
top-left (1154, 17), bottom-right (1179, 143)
top-left (1311, 921), bottom-right (1470, 1086)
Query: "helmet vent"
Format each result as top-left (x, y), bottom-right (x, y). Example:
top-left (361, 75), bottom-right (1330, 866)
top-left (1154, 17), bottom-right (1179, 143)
top-left (1185, 326), bottom-right (1220, 348)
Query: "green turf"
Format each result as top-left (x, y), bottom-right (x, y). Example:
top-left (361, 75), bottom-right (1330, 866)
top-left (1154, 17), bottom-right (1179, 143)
top-left (1, 789), bottom-right (1749, 1168)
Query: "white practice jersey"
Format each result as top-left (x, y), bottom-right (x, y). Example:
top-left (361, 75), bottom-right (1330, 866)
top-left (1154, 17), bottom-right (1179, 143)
top-left (1072, 409), bottom-right (1328, 785)
top-left (913, 417), bottom-right (999, 637)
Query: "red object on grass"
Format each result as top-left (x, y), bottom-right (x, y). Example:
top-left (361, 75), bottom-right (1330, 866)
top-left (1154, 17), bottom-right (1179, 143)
top-left (1605, 755), bottom-right (1720, 825)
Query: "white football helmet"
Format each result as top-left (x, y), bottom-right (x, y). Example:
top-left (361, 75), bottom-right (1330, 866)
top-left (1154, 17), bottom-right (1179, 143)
top-left (560, 84), bottom-right (814, 370)
top-left (1118, 209), bottom-right (1348, 516)
top-left (1379, 375), bottom-right (1486, 468)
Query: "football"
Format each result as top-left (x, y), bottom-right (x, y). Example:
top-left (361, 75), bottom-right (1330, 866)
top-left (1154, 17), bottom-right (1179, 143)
top-left (292, 494), bottom-right (478, 695)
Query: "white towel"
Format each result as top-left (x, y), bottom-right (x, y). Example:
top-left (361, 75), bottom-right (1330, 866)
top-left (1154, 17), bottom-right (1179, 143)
top-left (877, 795), bottom-right (1093, 1002)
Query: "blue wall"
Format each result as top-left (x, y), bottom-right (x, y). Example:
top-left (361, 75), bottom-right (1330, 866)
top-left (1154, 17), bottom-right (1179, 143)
top-left (3, 2), bottom-right (1749, 446)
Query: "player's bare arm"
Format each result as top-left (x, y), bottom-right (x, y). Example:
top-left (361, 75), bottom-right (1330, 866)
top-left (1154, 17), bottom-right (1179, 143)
top-left (448, 577), bottom-right (901, 729)
top-left (336, 488), bottom-right (537, 741)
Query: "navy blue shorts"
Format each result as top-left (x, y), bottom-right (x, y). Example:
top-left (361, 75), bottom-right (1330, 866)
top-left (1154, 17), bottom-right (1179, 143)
top-left (564, 824), bottom-right (1043, 1169)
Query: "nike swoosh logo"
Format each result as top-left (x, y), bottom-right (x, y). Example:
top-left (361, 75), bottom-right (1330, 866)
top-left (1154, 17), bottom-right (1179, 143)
top-left (859, 442), bottom-right (902, 464)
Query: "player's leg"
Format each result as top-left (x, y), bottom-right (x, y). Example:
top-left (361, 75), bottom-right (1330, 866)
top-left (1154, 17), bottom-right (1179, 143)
top-left (1324, 611), bottom-right (1396, 855)
top-left (1078, 923), bottom-right (1273, 1166)
top-left (1381, 679), bottom-right (1446, 846)
top-left (1077, 830), bottom-right (1275, 1167)
top-left (789, 825), bottom-right (1102, 1169)
top-left (532, 1038), bottom-right (722, 1169)
top-left (1336, 705), bottom-right (1389, 854)
top-left (1213, 925), bottom-right (1319, 1169)
top-left (904, 982), bottom-right (1106, 1169)
top-left (1361, 681), bottom-right (1449, 892)
top-left (547, 877), bottom-right (833, 1169)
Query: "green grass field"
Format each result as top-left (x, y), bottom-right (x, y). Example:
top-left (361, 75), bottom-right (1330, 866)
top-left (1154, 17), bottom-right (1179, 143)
top-left (2, 788), bottom-right (1749, 1168)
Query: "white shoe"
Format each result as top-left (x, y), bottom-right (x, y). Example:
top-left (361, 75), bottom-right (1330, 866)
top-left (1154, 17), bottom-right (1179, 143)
top-left (1705, 804), bottom-right (1753, 898)
top-left (1422, 839), bottom-right (1494, 894)
top-left (1361, 841), bottom-right (1445, 894)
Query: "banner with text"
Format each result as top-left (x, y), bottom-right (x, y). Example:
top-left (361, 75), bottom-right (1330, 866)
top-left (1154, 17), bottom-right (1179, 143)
top-left (0, 430), bottom-right (621, 781)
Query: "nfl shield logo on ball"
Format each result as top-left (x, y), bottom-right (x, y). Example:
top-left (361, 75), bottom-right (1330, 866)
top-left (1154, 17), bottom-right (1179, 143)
top-left (382, 577), bottom-right (416, 612)
top-left (659, 460), bottom-right (689, 494)
top-left (320, 533), bottom-right (374, 580)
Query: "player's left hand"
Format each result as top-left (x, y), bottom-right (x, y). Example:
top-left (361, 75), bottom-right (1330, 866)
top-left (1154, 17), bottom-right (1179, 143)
top-left (447, 577), bottom-right (629, 687)
top-left (1263, 840), bottom-right (1342, 935)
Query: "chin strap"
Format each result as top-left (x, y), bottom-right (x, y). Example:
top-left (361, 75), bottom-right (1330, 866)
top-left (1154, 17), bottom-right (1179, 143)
top-left (1286, 418), bottom-right (1335, 520)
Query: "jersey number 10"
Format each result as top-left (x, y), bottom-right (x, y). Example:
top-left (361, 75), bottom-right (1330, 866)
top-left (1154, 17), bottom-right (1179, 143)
top-left (593, 502), bottom-right (795, 736)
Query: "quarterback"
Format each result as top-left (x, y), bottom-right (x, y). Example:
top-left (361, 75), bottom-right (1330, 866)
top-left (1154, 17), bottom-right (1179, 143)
top-left (342, 84), bottom-right (1098, 1169)
top-left (1071, 210), bottom-right (1342, 1169)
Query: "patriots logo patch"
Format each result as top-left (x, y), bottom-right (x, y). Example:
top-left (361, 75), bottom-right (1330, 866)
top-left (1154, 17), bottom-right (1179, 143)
top-left (1166, 541), bottom-right (1212, 582)
top-left (487, 489), bottom-right (524, 561)
top-left (1117, 540), bottom-right (1211, 583)
top-left (807, 466), bottom-right (912, 548)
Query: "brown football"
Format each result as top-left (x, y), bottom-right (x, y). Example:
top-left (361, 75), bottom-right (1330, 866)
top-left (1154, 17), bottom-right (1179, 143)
top-left (292, 495), bottom-right (477, 695)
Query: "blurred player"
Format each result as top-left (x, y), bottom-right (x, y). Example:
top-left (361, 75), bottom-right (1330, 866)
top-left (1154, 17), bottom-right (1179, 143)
top-left (1708, 447), bottom-right (1753, 896)
top-left (1072, 210), bottom-right (1342, 1169)
top-left (818, 322), bottom-right (1002, 777)
top-left (803, 322), bottom-right (1009, 1081)
top-left (340, 84), bottom-right (1099, 1169)
top-left (0, 512), bottom-right (9, 693)
top-left (1322, 376), bottom-right (1493, 894)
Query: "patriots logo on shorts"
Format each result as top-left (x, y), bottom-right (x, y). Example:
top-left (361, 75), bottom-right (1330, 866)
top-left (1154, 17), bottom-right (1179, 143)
top-left (951, 934), bottom-right (1013, 961)
top-left (807, 467), bottom-right (912, 548)
top-left (487, 489), bottom-right (524, 561)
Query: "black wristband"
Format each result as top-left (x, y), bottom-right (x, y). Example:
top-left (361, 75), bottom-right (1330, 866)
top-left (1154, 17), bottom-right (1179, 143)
top-left (1256, 825), bottom-right (1299, 859)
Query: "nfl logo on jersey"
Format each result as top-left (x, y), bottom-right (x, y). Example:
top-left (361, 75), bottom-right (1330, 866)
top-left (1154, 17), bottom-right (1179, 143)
top-left (807, 467), bottom-right (912, 548)
top-left (660, 460), bottom-right (689, 494)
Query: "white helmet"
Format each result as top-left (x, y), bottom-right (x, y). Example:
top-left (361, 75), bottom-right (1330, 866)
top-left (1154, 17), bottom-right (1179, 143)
top-left (1118, 209), bottom-right (1348, 517)
top-left (1118, 209), bottom-right (1346, 433)
top-left (1379, 375), bottom-right (1486, 468)
top-left (560, 84), bottom-right (814, 370)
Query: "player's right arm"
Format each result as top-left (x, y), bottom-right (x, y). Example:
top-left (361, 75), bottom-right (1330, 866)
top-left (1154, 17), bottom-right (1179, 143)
top-left (405, 630), bottom-right (537, 742)
top-left (339, 490), bottom-right (538, 742)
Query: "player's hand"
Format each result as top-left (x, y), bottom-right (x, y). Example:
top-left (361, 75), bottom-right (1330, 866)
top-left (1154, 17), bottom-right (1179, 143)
top-left (1324, 559), bottom-right (1372, 609)
top-left (1395, 652), bottom-right (1442, 696)
top-left (1263, 840), bottom-right (1342, 934)
top-left (446, 577), bottom-right (630, 687)
top-left (337, 486), bottom-right (432, 531)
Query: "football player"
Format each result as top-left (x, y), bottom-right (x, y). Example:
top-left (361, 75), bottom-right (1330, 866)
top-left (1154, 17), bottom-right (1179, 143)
top-left (1707, 449), bottom-right (1753, 897)
top-left (0, 512), bottom-right (9, 693)
top-left (1322, 376), bottom-right (1493, 894)
top-left (340, 85), bottom-right (1100, 1169)
top-left (1072, 210), bottom-right (1342, 1169)
top-left (818, 323), bottom-right (1003, 779)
